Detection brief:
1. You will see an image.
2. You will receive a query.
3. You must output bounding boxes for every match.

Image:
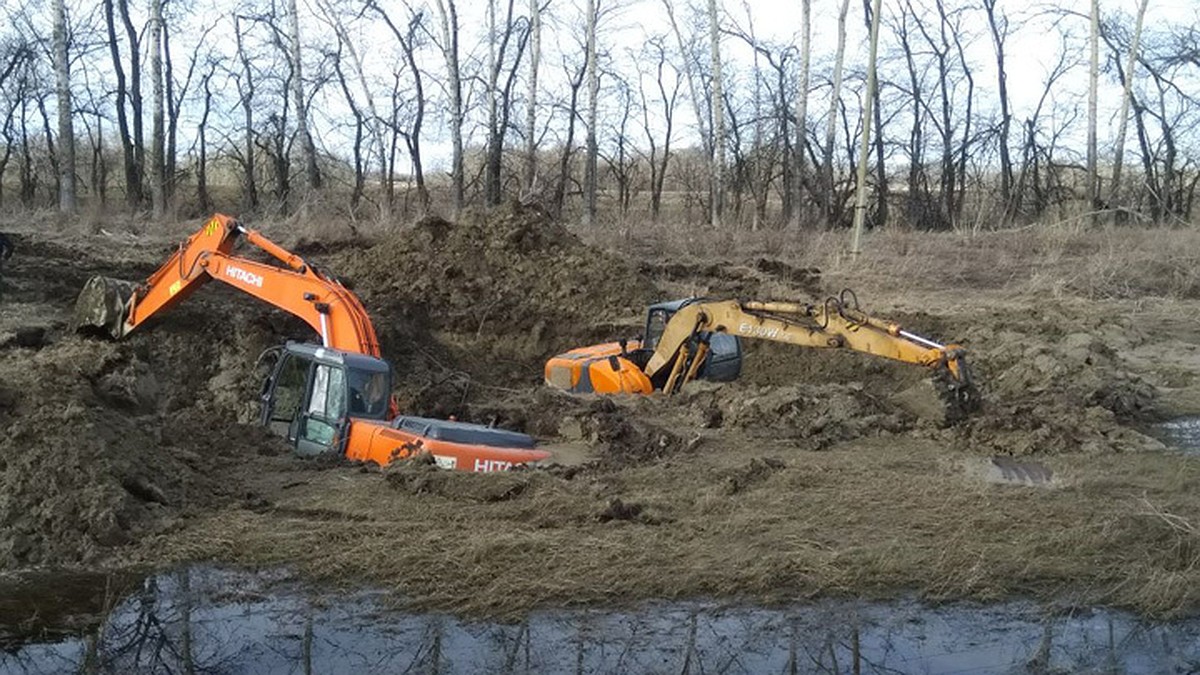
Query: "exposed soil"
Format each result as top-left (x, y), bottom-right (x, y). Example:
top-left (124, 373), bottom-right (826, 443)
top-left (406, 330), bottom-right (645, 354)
top-left (2, 211), bottom-right (1200, 623)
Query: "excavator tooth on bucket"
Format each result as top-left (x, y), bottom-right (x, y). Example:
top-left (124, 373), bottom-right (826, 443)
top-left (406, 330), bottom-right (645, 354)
top-left (73, 276), bottom-right (137, 339)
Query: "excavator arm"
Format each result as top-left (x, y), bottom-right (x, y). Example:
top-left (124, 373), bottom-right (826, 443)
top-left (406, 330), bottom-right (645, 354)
top-left (646, 294), bottom-right (974, 401)
top-left (74, 214), bottom-right (381, 357)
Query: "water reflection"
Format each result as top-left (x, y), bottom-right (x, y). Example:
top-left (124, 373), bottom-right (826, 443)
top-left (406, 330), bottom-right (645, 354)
top-left (1, 566), bottom-right (1198, 674)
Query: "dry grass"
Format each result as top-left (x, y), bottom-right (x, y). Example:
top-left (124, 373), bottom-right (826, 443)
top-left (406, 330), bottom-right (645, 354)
top-left (133, 436), bottom-right (1200, 619)
top-left (604, 220), bottom-right (1200, 303)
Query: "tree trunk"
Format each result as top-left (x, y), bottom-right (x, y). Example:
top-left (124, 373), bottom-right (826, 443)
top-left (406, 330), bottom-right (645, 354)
top-left (793, 0), bottom-right (811, 228)
top-left (104, 0), bottom-right (140, 207)
top-left (150, 0), bottom-right (165, 218)
top-left (1110, 0), bottom-right (1149, 214)
top-left (434, 0), bottom-right (463, 214)
top-left (984, 0), bottom-right (1013, 222)
top-left (117, 0), bottom-right (144, 204)
top-left (583, 0), bottom-right (599, 225)
top-left (52, 0), bottom-right (75, 213)
top-left (524, 0), bottom-right (541, 194)
top-left (553, 63), bottom-right (585, 218)
top-left (850, 0), bottom-right (882, 253)
top-left (235, 16), bottom-right (258, 211)
top-left (163, 21), bottom-right (178, 208)
top-left (823, 0), bottom-right (851, 228)
top-left (708, 0), bottom-right (726, 229)
top-left (1086, 0), bottom-right (1100, 220)
top-left (287, 0), bottom-right (321, 206)
top-left (198, 66), bottom-right (213, 215)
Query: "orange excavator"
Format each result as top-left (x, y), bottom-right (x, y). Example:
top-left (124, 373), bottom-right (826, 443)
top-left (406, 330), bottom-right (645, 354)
top-left (545, 294), bottom-right (980, 423)
top-left (74, 213), bottom-right (549, 472)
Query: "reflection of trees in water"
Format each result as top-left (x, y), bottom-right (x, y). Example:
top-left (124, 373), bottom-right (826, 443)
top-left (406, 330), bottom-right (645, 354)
top-left (4, 569), bottom-right (1200, 673)
top-left (77, 569), bottom-right (244, 674)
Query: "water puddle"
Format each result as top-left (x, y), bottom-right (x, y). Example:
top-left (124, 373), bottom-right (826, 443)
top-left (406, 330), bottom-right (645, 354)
top-left (1151, 416), bottom-right (1200, 454)
top-left (2, 566), bottom-right (1198, 674)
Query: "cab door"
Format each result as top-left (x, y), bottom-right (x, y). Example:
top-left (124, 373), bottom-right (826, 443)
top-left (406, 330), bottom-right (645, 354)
top-left (294, 363), bottom-right (348, 457)
top-left (260, 351), bottom-right (349, 457)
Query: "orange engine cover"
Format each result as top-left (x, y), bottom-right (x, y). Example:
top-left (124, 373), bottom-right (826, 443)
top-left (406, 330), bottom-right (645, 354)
top-left (544, 341), bottom-right (654, 394)
top-left (345, 418), bottom-right (550, 472)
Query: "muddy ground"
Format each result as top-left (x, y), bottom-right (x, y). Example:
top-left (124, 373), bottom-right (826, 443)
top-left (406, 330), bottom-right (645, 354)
top-left (1, 207), bottom-right (1199, 623)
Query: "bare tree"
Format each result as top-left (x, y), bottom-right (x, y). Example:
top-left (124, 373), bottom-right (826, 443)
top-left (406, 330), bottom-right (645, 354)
top-left (635, 36), bottom-right (679, 222)
top-left (150, 0), bottom-right (164, 218)
top-left (373, 1), bottom-right (429, 212)
top-left (1109, 0), bottom-right (1150, 213)
top-left (432, 0), bottom-right (463, 214)
top-left (195, 57), bottom-right (216, 214)
top-left (850, 0), bottom-right (882, 253)
top-left (483, 0), bottom-right (528, 207)
top-left (233, 14), bottom-right (259, 211)
top-left (287, 0), bottom-right (321, 205)
top-left (708, 0), bottom-right (726, 229)
top-left (523, 0), bottom-right (544, 195)
top-left (52, 0), bottom-right (75, 212)
top-left (1086, 0), bottom-right (1099, 219)
top-left (794, 0), bottom-right (811, 228)
top-left (103, 0), bottom-right (142, 207)
top-left (822, 0), bottom-right (851, 227)
top-left (583, 0), bottom-right (599, 225)
top-left (983, 0), bottom-right (1013, 222)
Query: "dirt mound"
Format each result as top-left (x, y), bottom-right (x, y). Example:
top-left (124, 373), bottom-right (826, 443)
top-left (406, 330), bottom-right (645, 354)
top-left (639, 258), bottom-right (823, 299)
top-left (334, 204), bottom-right (656, 359)
top-left (556, 398), bottom-right (692, 468)
top-left (0, 313), bottom-right (289, 568)
top-left (678, 382), bottom-right (914, 449)
top-left (910, 311), bottom-right (1165, 456)
top-left (385, 460), bottom-right (536, 502)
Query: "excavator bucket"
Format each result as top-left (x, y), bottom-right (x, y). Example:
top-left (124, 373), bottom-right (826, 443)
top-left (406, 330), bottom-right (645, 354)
top-left (892, 358), bottom-right (981, 426)
top-left (73, 276), bottom-right (137, 338)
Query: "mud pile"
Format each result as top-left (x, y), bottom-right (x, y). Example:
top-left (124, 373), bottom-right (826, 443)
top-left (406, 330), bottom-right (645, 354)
top-left (639, 257), bottom-right (823, 299)
top-left (0, 302), bottom-right (289, 568)
top-left (335, 203), bottom-right (656, 361)
top-left (939, 311), bottom-right (1163, 456)
top-left (677, 382), bottom-right (914, 450)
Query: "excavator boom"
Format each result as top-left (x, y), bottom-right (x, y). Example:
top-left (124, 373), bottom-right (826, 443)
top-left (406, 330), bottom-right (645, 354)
top-left (74, 214), bottom-right (381, 357)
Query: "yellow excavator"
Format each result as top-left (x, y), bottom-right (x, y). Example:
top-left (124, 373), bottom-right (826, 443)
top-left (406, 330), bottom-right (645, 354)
top-left (544, 292), bottom-right (980, 423)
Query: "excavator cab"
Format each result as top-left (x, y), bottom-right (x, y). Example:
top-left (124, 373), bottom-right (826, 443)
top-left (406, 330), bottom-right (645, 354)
top-left (544, 298), bottom-right (743, 395)
top-left (642, 299), bottom-right (742, 385)
top-left (258, 341), bottom-right (393, 457)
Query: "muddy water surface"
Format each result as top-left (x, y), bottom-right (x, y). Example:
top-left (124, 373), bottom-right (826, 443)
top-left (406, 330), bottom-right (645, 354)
top-left (2, 566), bottom-right (1198, 674)
top-left (1154, 417), bottom-right (1200, 455)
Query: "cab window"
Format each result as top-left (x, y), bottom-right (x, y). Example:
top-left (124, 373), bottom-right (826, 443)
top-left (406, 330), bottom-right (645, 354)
top-left (268, 354), bottom-right (308, 437)
top-left (644, 309), bottom-right (670, 350)
top-left (303, 364), bottom-right (347, 445)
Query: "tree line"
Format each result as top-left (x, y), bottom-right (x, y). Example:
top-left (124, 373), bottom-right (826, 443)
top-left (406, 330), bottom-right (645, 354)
top-left (2, 0), bottom-right (1198, 230)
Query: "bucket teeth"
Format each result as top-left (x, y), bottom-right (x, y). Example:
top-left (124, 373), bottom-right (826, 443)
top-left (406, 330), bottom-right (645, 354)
top-left (73, 276), bottom-right (136, 339)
